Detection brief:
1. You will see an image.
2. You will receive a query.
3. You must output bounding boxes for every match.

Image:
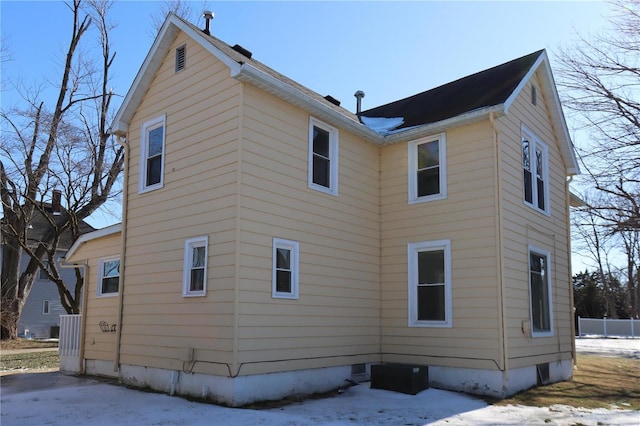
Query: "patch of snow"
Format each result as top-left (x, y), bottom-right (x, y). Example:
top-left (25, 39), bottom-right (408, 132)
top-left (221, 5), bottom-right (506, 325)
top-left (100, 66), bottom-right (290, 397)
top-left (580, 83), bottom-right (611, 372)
top-left (360, 116), bottom-right (404, 134)
top-left (1, 338), bottom-right (638, 425)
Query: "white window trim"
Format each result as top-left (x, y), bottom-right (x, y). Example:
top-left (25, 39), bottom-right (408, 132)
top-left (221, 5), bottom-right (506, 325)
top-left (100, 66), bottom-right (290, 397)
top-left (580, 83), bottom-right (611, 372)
top-left (522, 125), bottom-right (550, 215)
top-left (139, 115), bottom-right (166, 194)
top-left (528, 244), bottom-right (554, 337)
top-left (97, 256), bottom-right (120, 298)
top-left (408, 133), bottom-right (447, 204)
top-left (42, 300), bottom-right (51, 315)
top-left (272, 238), bottom-right (300, 299)
top-left (407, 239), bottom-right (452, 327)
top-left (308, 117), bottom-right (339, 196)
top-left (182, 236), bottom-right (208, 297)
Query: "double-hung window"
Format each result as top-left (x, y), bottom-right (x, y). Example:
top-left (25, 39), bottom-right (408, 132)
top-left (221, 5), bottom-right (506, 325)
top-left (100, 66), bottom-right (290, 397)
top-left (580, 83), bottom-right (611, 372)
top-left (183, 237), bottom-right (208, 297)
top-left (98, 257), bottom-right (120, 297)
top-left (522, 127), bottom-right (549, 213)
top-left (139, 115), bottom-right (166, 193)
top-left (408, 134), bottom-right (447, 203)
top-left (308, 117), bottom-right (338, 195)
top-left (272, 238), bottom-right (299, 299)
top-left (529, 246), bottom-right (553, 336)
top-left (408, 239), bottom-right (452, 327)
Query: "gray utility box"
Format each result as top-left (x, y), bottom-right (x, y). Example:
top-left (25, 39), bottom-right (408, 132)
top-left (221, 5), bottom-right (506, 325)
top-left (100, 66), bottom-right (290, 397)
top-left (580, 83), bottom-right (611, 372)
top-left (370, 363), bottom-right (429, 395)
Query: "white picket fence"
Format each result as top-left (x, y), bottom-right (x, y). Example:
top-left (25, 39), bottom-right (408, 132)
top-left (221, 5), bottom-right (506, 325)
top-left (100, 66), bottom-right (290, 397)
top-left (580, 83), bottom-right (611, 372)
top-left (577, 316), bottom-right (639, 338)
top-left (59, 314), bottom-right (82, 372)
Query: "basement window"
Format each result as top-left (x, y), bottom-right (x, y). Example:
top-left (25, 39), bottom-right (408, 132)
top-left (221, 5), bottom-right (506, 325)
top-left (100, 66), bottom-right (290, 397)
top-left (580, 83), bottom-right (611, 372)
top-left (175, 44), bottom-right (186, 73)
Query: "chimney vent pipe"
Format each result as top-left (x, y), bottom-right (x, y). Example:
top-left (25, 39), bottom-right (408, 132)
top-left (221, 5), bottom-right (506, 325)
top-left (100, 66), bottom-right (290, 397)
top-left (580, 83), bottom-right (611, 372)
top-left (203, 11), bottom-right (214, 35)
top-left (354, 90), bottom-right (365, 115)
top-left (52, 190), bottom-right (62, 215)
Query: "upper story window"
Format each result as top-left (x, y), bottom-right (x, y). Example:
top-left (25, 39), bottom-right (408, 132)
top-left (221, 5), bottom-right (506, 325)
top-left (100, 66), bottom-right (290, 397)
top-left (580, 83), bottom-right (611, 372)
top-left (522, 126), bottom-right (549, 214)
top-left (308, 117), bottom-right (338, 196)
top-left (39, 260), bottom-right (50, 281)
top-left (98, 256), bottom-right (120, 297)
top-left (183, 236), bottom-right (208, 297)
top-left (272, 238), bottom-right (299, 299)
top-left (42, 300), bottom-right (51, 315)
top-left (408, 134), bottom-right (447, 204)
top-left (139, 115), bottom-right (166, 193)
top-left (408, 239), bottom-right (452, 327)
top-left (529, 246), bottom-right (553, 337)
top-left (175, 44), bottom-right (186, 73)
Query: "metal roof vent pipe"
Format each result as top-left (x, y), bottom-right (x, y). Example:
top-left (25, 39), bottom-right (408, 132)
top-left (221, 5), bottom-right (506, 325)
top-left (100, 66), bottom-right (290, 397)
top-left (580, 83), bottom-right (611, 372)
top-left (354, 90), bottom-right (365, 116)
top-left (202, 11), bottom-right (214, 35)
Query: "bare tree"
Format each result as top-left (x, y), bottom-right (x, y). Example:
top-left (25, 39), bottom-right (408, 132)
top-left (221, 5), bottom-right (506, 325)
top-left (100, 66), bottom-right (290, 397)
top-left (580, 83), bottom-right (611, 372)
top-left (1, 0), bottom-right (124, 339)
top-left (149, 0), bottom-right (210, 36)
top-left (558, 0), bottom-right (640, 317)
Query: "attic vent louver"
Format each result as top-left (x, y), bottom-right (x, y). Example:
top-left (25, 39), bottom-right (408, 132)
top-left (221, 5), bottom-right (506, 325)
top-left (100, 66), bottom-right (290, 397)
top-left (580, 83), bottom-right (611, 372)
top-left (324, 95), bottom-right (341, 106)
top-left (232, 44), bottom-right (252, 59)
top-left (175, 44), bottom-right (186, 73)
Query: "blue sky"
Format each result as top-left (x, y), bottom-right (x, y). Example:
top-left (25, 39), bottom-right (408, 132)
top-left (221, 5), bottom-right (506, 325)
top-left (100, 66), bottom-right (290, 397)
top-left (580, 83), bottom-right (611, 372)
top-left (1, 1), bottom-right (616, 272)
top-left (2, 1), bottom-right (612, 116)
top-left (2, 1), bottom-right (612, 229)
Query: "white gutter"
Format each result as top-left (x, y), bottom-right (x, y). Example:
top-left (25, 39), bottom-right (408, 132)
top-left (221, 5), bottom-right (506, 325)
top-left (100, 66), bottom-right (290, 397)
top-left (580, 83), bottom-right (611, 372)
top-left (232, 63), bottom-right (382, 144)
top-left (66, 223), bottom-right (122, 261)
top-left (383, 105), bottom-right (506, 145)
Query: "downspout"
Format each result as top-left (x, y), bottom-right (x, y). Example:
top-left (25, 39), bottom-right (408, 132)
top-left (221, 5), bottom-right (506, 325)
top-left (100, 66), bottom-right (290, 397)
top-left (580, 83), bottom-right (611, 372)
top-left (566, 176), bottom-right (576, 365)
top-left (490, 113), bottom-right (508, 373)
top-left (232, 84), bottom-right (244, 377)
top-left (59, 260), bottom-right (89, 374)
top-left (114, 135), bottom-right (129, 372)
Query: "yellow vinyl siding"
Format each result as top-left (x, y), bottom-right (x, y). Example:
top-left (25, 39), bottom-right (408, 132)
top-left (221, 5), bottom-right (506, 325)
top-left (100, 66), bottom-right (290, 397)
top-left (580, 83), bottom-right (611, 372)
top-left (66, 232), bottom-right (121, 362)
top-left (381, 121), bottom-right (502, 370)
top-left (497, 71), bottom-right (573, 367)
top-left (119, 31), bottom-right (240, 371)
top-left (234, 85), bottom-right (381, 374)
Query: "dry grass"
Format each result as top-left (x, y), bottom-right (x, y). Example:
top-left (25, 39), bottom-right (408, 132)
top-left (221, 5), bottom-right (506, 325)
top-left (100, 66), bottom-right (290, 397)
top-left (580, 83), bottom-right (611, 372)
top-left (0, 338), bottom-right (58, 351)
top-left (496, 355), bottom-right (640, 410)
top-left (1, 351), bottom-right (59, 371)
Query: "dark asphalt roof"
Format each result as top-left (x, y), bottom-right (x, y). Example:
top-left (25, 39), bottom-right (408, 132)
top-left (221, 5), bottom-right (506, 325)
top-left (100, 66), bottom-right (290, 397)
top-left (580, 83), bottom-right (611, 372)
top-left (360, 50), bottom-right (544, 130)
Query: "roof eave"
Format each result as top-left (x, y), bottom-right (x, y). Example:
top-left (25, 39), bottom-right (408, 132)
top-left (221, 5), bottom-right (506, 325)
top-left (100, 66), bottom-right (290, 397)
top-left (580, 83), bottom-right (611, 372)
top-left (504, 50), bottom-right (580, 176)
top-left (109, 14), bottom-right (242, 136)
top-left (65, 223), bottom-right (122, 262)
top-left (233, 63), bottom-right (383, 144)
top-left (381, 105), bottom-right (506, 145)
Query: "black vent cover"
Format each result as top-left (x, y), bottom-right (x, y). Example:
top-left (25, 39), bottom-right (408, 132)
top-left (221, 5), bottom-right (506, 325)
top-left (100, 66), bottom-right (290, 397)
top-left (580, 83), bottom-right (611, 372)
top-left (232, 44), bottom-right (252, 59)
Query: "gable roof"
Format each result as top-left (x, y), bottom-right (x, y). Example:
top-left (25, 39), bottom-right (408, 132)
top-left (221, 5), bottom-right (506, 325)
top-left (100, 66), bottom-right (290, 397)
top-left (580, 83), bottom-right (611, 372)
top-left (110, 13), bottom-right (579, 175)
top-left (64, 223), bottom-right (122, 262)
top-left (1, 205), bottom-right (96, 250)
top-left (361, 50), bottom-right (543, 130)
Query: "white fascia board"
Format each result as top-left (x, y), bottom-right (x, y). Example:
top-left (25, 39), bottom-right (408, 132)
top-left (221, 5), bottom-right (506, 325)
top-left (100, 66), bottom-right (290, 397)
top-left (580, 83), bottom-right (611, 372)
top-left (232, 63), bottom-right (383, 144)
top-left (503, 51), bottom-right (546, 115)
top-left (109, 14), bottom-right (242, 136)
top-left (65, 223), bottom-right (122, 262)
top-left (503, 50), bottom-right (580, 176)
top-left (110, 17), bottom-right (179, 136)
top-left (540, 58), bottom-right (580, 175)
top-left (382, 105), bottom-right (505, 145)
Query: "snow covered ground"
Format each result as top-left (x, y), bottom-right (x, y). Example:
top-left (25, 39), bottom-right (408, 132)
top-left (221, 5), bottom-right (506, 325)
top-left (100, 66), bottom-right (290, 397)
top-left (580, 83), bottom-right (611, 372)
top-left (1, 338), bottom-right (638, 425)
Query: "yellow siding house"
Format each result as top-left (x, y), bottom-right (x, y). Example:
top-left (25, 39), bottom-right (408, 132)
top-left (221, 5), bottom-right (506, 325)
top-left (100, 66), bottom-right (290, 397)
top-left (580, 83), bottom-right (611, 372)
top-left (64, 13), bottom-right (579, 406)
